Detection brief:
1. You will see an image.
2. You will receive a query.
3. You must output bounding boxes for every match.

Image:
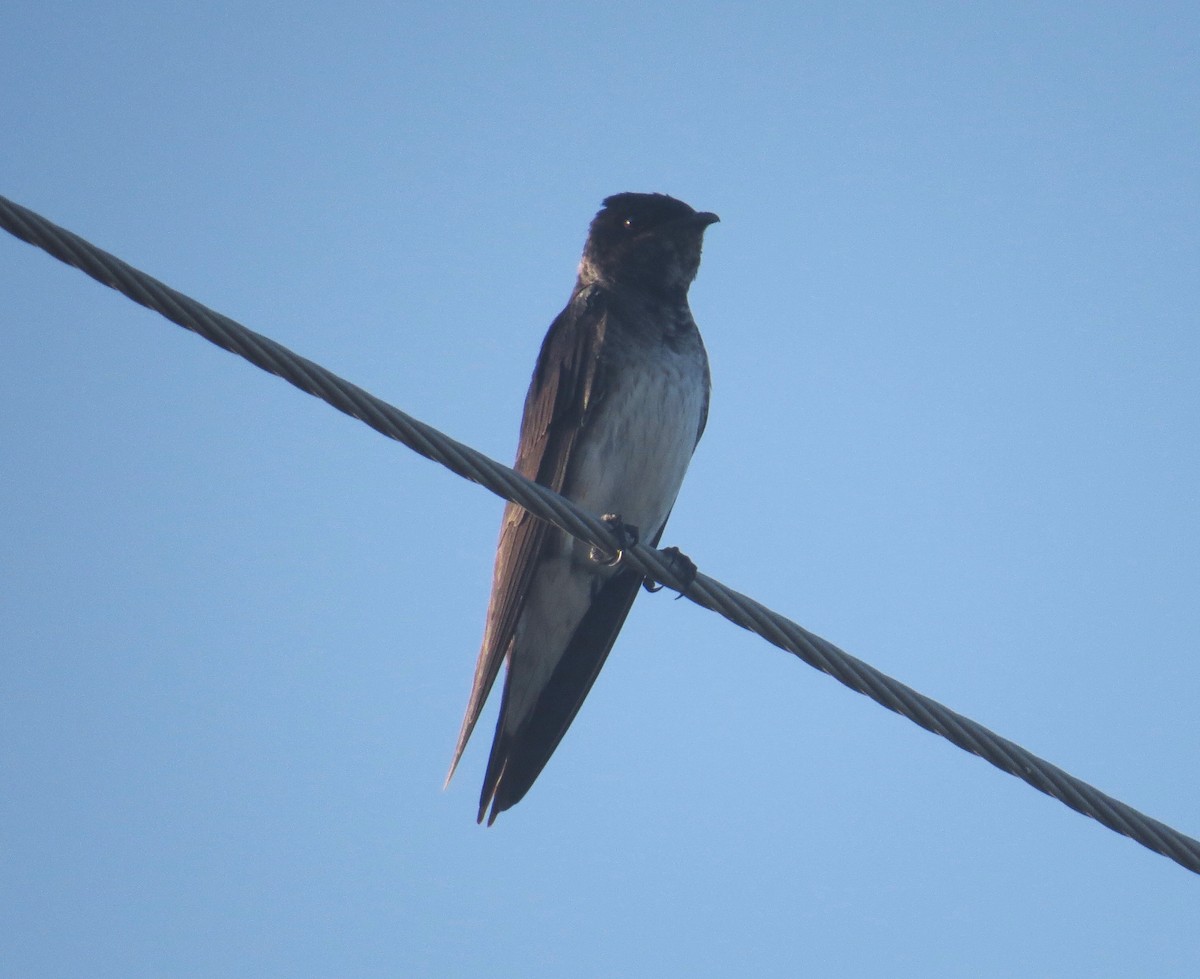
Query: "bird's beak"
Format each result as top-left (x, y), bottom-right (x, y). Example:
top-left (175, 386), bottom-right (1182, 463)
top-left (695, 212), bottom-right (720, 227)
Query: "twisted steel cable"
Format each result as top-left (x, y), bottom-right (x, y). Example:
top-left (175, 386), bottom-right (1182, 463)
top-left (3, 193), bottom-right (1197, 875)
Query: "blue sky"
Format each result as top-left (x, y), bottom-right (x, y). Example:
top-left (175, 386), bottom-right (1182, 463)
top-left (3, 2), bottom-right (1198, 976)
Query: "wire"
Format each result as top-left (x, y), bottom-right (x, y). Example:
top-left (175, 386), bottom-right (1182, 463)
top-left (2, 192), bottom-right (1197, 875)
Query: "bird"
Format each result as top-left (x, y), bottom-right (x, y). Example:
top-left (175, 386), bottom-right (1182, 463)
top-left (445, 192), bottom-right (719, 824)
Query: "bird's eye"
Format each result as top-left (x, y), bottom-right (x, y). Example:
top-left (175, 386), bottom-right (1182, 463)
top-left (622, 217), bottom-right (635, 231)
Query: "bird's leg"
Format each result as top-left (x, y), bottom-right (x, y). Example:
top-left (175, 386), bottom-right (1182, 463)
top-left (642, 546), bottom-right (698, 595)
top-left (589, 513), bottom-right (639, 567)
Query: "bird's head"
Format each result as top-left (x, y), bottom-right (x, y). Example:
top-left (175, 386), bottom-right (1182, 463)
top-left (579, 192), bottom-right (719, 299)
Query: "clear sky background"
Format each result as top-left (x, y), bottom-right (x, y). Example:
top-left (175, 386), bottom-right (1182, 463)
top-left (2, 3), bottom-right (1198, 976)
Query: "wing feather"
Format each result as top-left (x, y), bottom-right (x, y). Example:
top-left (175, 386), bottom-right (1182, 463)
top-left (445, 287), bottom-right (607, 785)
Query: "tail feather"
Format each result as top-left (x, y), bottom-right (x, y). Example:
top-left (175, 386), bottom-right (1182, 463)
top-left (476, 568), bottom-right (643, 824)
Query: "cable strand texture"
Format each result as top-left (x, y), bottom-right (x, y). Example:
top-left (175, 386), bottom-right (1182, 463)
top-left (2, 193), bottom-right (1197, 875)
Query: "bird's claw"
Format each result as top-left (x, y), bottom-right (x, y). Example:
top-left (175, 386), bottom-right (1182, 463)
top-left (642, 546), bottom-right (698, 595)
top-left (589, 514), bottom-right (639, 567)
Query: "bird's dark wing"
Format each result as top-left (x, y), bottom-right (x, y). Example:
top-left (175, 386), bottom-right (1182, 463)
top-left (477, 512), bottom-right (675, 823)
top-left (445, 286), bottom-right (608, 786)
top-left (479, 565), bottom-right (643, 822)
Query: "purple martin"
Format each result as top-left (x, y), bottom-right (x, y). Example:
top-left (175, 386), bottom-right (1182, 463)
top-left (446, 192), bottom-right (719, 824)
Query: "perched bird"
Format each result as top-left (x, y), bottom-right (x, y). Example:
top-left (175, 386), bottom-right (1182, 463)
top-left (446, 192), bottom-right (719, 824)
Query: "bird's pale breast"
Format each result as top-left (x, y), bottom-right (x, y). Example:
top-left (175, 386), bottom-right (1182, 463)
top-left (566, 334), bottom-right (707, 544)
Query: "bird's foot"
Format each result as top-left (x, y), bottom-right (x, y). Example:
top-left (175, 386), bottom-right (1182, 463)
top-left (643, 546), bottom-right (698, 595)
top-left (589, 513), bottom-right (639, 567)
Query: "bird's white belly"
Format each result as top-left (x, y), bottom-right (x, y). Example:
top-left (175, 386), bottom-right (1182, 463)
top-left (566, 352), bottom-right (705, 545)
